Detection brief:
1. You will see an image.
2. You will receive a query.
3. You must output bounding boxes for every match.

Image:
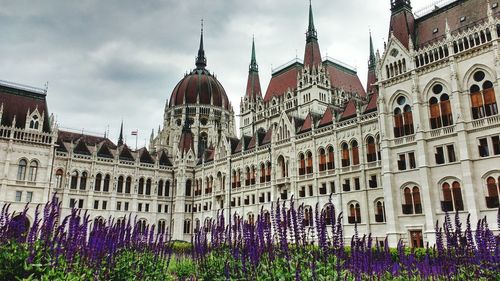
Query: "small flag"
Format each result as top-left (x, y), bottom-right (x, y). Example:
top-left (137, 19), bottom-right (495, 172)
top-left (131, 130), bottom-right (138, 136)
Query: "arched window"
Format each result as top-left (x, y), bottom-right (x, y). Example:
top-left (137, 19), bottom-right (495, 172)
top-left (393, 96), bottom-right (414, 137)
top-left (125, 176), bottom-right (132, 194)
top-left (298, 153), bottom-right (306, 175)
top-left (17, 159), bottom-right (27, 180)
top-left (250, 166), bottom-right (256, 184)
top-left (145, 179), bottom-right (152, 195)
top-left (158, 220), bottom-right (166, 234)
top-left (237, 169), bottom-right (242, 187)
top-left (138, 178), bottom-right (145, 195)
top-left (341, 143), bottom-right (350, 167)
top-left (103, 174), bottom-right (110, 192)
top-left (259, 164), bottom-right (265, 183)
top-left (55, 169), bottom-right (64, 188)
top-left (485, 176), bottom-right (499, 208)
top-left (375, 200), bottom-right (386, 222)
top-left (348, 203), bottom-right (361, 223)
top-left (117, 176), bottom-right (124, 193)
top-left (266, 162), bottom-right (271, 182)
top-left (324, 204), bottom-right (334, 225)
top-left (245, 167), bottom-right (251, 186)
top-left (29, 115), bottom-right (39, 130)
top-left (327, 146), bottom-right (335, 170)
top-left (366, 137), bottom-right (377, 162)
top-left (185, 179), bottom-right (192, 197)
top-left (318, 148), bottom-right (326, 171)
top-left (402, 186), bottom-right (422, 214)
top-left (138, 219), bottom-right (148, 234)
top-left (429, 84), bottom-right (453, 129)
top-left (80, 172), bottom-right (87, 190)
top-left (165, 180), bottom-right (170, 197)
top-left (70, 171), bottom-right (79, 189)
top-left (27, 161), bottom-right (38, 181)
top-left (306, 151), bottom-right (313, 174)
top-left (470, 70), bottom-right (498, 119)
top-left (94, 173), bottom-right (102, 191)
top-left (351, 140), bottom-right (360, 165)
top-left (183, 219), bottom-right (191, 234)
top-left (158, 180), bottom-right (164, 196)
top-left (303, 206), bottom-right (313, 227)
top-left (278, 156), bottom-right (287, 177)
top-left (441, 181), bottom-right (464, 211)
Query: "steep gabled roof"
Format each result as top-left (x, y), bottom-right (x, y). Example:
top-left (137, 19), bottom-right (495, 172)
top-left (364, 93), bottom-right (378, 114)
top-left (97, 142), bottom-right (114, 158)
top-left (138, 147), bottom-right (155, 164)
top-left (318, 107), bottom-right (334, 128)
top-left (228, 137), bottom-right (240, 154)
top-left (264, 64), bottom-right (301, 102)
top-left (119, 145), bottom-right (135, 161)
top-left (158, 150), bottom-right (172, 166)
top-left (261, 127), bottom-right (273, 145)
top-left (324, 61), bottom-right (366, 97)
top-left (247, 134), bottom-right (257, 150)
top-left (73, 140), bottom-right (91, 155)
top-left (298, 113), bottom-right (313, 134)
top-left (0, 81), bottom-right (51, 133)
top-left (234, 136), bottom-right (252, 153)
top-left (339, 100), bottom-right (357, 121)
top-left (58, 130), bottom-right (116, 148)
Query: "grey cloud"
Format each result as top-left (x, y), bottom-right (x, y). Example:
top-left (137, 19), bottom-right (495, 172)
top-left (0, 0), bottom-right (431, 143)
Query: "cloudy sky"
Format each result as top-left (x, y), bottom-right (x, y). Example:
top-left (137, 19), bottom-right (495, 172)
top-left (0, 0), bottom-right (434, 145)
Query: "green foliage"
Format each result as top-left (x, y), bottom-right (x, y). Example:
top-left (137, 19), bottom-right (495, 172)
top-left (170, 240), bottom-right (192, 255)
top-left (168, 256), bottom-right (196, 280)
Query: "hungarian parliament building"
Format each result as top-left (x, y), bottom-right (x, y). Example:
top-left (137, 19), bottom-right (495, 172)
top-left (1, 0), bottom-right (499, 247)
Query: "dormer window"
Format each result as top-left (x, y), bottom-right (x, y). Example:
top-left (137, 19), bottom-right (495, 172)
top-left (492, 3), bottom-right (498, 9)
top-left (29, 115), bottom-right (39, 130)
top-left (432, 28), bottom-right (439, 34)
top-left (460, 16), bottom-right (466, 22)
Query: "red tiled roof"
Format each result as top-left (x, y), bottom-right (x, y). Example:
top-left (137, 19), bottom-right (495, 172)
top-left (299, 113), bottom-right (313, 134)
top-left (97, 142), bottom-right (114, 158)
top-left (366, 69), bottom-right (377, 95)
top-left (318, 107), bottom-right (334, 128)
top-left (261, 128), bottom-right (273, 145)
top-left (247, 134), bottom-right (257, 149)
top-left (228, 137), bottom-right (240, 154)
top-left (264, 65), bottom-right (300, 102)
top-left (0, 83), bottom-right (51, 133)
top-left (364, 92), bottom-right (378, 114)
top-left (389, 9), bottom-right (415, 49)
top-left (325, 63), bottom-right (366, 97)
top-left (178, 130), bottom-right (194, 155)
top-left (246, 71), bottom-right (262, 100)
top-left (73, 140), bottom-right (91, 155)
top-left (169, 68), bottom-right (230, 110)
top-left (340, 100), bottom-right (357, 120)
top-left (58, 130), bottom-right (116, 148)
top-left (304, 40), bottom-right (322, 68)
top-left (415, 0), bottom-right (488, 49)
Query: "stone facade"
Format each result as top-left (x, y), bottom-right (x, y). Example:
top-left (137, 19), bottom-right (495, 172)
top-left (1, 0), bottom-right (499, 247)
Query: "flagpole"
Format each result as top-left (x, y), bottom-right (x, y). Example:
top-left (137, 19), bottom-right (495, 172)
top-left (135, 130), bottom-right (138, 150)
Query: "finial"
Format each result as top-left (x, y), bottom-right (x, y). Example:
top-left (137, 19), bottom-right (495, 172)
top-left (195, 19), bottom-right (207, 69)
top-left (118, 120), bottom-right (124, 146)
top-left (306, 0), bottom-right (317, 42)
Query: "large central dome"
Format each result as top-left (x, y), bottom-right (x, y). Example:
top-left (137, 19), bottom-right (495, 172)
top-left (168, 68), bottom-right (229, 110)
top-left (168, 26), bottom-right (230, 110)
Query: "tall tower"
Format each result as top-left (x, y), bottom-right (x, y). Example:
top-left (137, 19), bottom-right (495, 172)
top-left (240, 38), bottom-right (263, 136)
top-left (297, 0), bottom-right (330, 118)
top-left (366, 32), bottom-right (378, 95)
top-left (389, 0), bottom-right (414, 49)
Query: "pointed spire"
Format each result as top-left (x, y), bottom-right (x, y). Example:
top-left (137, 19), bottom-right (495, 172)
top-left (249, 36), bottom-right (258, 72)
top-left (117, 121), bottom-right (124, 146)
top-left (303, 0), bottom-right (322, 68)
top-left (195, 19), bottom-right (207, 69)
top-left (306, 0), bottom-right (317, 42)
top-left (368, 31), bottom-right (376, 69)
top-left (245, 38), bottom-right (262, 100)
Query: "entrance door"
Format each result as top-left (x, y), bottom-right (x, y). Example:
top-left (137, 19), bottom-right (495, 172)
top-left (410, 230), bottom-right (423, 248)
